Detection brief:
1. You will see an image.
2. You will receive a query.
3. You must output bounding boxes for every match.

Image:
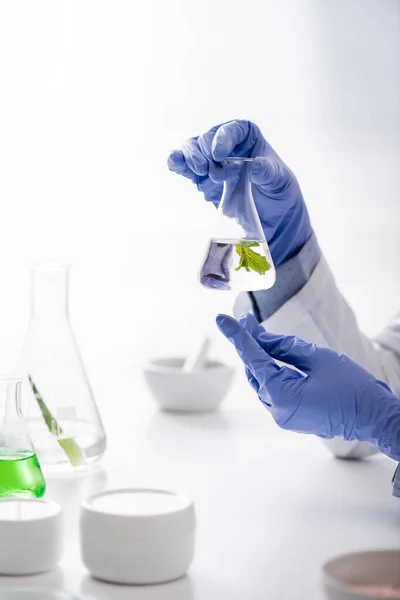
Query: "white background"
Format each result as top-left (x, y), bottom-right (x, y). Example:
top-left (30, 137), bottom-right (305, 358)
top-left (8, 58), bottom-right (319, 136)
top-left (0, 0), bottom-right (399, 421)
top-left (0, 2), bottom-right (400, 598)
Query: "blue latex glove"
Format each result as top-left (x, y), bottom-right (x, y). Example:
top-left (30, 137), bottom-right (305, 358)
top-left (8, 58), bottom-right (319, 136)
top-left (168, 120), bottom-right (312, 266)
top-left (216, 313), bottom-right (400, 461)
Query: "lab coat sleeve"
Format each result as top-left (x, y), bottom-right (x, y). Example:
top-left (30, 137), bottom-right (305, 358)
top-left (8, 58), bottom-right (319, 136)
top-left (235, 254), bottom-right (400, 461)
top-left (263, 257), bottom-right (400, 392)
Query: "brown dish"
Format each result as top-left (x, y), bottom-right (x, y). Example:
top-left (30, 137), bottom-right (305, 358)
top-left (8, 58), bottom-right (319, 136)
top-left (349, 586), bottom-right (400, 599)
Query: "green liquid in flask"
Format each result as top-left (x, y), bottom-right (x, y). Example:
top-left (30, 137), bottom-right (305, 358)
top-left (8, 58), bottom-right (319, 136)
top-left (0, 449), bottom-right (46, 498)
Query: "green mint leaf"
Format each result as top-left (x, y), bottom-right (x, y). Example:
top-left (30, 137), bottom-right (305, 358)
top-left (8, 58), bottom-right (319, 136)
top-left (28, 375), bottom-right (87, 467)
top-left (29, 375), bottom-right (62, 436)
top-left (234, 242), bottom-right (271, 275)
top-left (57, 438), bottom-right (87, 468)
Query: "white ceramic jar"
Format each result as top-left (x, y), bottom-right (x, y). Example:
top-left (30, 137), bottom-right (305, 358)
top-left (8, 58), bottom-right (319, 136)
top-left (80, 488), bottom-right (196, 585)
top-left (0, 498), bottom-right (63, 575)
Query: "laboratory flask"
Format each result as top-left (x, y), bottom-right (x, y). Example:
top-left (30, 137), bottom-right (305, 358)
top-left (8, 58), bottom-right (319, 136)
top-left (200, 158), bottom-right (276, 292)
top-left (0, 375), bottom-right (45, 498)
top-left (17, 265), bottom-right (106, 471)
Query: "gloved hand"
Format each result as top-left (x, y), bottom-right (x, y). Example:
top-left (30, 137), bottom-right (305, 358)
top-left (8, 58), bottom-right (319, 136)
top-left (168, 120), bottom-right (312, 266)
top-left (216, 313), bottom-right (400, 461)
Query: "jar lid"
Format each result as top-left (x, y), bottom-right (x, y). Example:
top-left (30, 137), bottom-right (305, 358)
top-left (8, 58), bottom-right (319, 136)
top-left (81, 488), bottom-right (195, 539)
top-left (0, 498), bottom-right (61, 535)
top-left (0, 499), bottom-right (63, 575)
top-left (0, 498), bottom-right (60, 520)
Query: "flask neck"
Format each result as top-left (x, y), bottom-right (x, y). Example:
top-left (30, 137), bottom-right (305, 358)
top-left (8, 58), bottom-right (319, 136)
top-left (217, 159), bottom-right (264, 241)
top-left (31, 266), bottom-right (69, 319)
top-left (0, 377), bottom-right (22, 424)
top-left (223, 160), bottom-right (253, 208)
top-left (0, 376), bottom-right (33, 454)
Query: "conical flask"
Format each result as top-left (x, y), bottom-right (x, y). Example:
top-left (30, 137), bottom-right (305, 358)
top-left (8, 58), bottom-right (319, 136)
top-left (0, 375), bottom-right (46, 497)
top-left (17, 265), bottom-right (106, 471)
top-left (200, 158), bottom-right (276, 292)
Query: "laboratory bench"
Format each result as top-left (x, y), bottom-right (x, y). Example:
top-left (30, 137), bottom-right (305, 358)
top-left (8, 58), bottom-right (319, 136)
top-left (1, 370), bottom-right (399, 600)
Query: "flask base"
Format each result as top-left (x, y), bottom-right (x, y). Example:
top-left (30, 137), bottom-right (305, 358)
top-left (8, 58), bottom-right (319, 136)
top-left (0, 449), bottom-right (46, 498)
top-left (27, 418), bottom-right (106, 472)
top-left (200, 239), bottom-right (276, 292)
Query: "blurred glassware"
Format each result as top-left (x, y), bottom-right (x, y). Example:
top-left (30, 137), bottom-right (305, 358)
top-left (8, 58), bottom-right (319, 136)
top-left (0, 375), bottom-right (45, 498)
top-left (17, 265), bottom-right (106, 472)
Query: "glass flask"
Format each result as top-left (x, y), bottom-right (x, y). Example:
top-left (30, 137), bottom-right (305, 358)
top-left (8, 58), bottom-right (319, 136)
top-left (200, 158), bottom-right (276, 292)
top-left (17, 265), bottom-right (106, 471)
top-left (0, 375), bottom-right (46, 498)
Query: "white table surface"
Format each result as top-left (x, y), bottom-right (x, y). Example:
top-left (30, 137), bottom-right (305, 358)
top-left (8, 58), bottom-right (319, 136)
top-left (1, 371), bottom-right (399, 600)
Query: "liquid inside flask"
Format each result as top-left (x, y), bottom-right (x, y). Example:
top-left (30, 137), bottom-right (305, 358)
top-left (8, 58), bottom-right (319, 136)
top-left (200, 158), bottom-right (276, 292)
top-left (17, 265), bottom-right (106, 471)
top-left (0, 375), bottom-right (45, 498)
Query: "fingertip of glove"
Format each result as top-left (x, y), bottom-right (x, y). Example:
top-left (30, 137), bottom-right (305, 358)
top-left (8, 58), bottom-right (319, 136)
top-left (250, 156), bottom-right (273, 183)
top-left (211, 143), bottom-right (228, 163)
top-left (167, 150), bottom-right (184, 172)
top-left (216, 314), bottom-right (242, 337)
top-left (251, 156), bottom-right (265, 169)
top-left (208, 160), bottom-right (226, 183)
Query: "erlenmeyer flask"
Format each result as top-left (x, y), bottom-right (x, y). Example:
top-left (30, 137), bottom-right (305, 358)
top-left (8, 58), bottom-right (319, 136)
top-left (200, 158), bottom-right (276, 292)
top-left (17, 265), bottom-right (106, 471)
top-left (0, 375), bottom-right (45, 498)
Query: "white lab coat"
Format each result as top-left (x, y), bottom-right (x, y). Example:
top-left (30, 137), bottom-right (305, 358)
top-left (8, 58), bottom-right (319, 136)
top-left (235, 257), bottom-right (400, 459)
